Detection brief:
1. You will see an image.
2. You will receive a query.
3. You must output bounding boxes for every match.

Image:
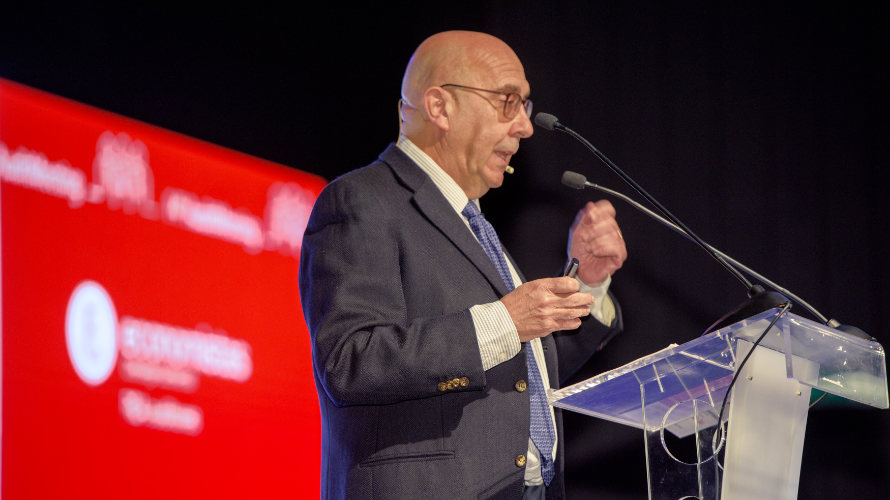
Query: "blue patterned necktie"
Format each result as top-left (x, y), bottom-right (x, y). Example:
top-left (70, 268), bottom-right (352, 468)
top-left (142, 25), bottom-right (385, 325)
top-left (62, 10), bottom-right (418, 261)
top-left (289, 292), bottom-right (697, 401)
top-left (462, 201), bottom-right (556, 486)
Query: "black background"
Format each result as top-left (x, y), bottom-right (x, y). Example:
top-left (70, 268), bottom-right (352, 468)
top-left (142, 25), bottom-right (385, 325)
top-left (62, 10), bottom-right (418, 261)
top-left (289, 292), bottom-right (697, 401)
top-left (3, 2), bottom-right (888, 498)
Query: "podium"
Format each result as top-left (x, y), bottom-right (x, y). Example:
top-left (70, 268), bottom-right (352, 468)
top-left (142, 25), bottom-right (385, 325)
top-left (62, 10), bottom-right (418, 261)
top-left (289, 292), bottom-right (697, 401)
top-left (550, 308), bottom-right (888, 499)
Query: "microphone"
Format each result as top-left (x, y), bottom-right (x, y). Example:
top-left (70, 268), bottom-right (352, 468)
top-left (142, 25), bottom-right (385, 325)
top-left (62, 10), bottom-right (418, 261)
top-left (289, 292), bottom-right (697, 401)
top-left (560, 171), bottom-right (588, 190)
top-left (535, 112), bottom-right (562, 131)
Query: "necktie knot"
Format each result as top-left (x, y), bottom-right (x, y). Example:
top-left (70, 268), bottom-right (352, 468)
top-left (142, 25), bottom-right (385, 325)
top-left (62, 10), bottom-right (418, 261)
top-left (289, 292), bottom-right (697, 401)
top-left (461, 200), bottom-right (482, 220)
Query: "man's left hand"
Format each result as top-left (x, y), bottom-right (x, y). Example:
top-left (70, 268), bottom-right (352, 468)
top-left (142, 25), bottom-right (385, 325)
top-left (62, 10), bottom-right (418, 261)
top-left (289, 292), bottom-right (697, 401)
top-left (567, 200), bottom-right (627, 285)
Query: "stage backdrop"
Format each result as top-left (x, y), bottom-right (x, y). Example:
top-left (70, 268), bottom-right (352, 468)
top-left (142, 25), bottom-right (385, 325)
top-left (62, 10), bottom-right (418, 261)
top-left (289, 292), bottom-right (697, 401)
top-left (0, 78), bottom-right (326, 499)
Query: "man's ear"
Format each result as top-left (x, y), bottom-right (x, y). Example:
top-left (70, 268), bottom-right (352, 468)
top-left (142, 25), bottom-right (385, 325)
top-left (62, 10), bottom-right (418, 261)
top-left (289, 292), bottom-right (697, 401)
top-left (423, 87), bottom-right (451, 131)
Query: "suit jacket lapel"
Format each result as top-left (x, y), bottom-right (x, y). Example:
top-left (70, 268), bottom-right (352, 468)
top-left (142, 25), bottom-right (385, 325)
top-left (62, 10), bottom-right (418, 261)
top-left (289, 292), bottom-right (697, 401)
top-left (379, 144), bottom-right (513, 297)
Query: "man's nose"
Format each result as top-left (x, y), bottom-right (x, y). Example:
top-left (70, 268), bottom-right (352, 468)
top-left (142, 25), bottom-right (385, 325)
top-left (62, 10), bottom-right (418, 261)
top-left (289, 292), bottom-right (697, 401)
top-left (513, 108), bottom-right (534, 139)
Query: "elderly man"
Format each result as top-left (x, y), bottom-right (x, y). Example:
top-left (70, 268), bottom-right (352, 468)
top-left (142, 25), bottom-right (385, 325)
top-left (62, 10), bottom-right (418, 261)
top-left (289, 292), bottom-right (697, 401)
top-left (299, 30), bottom-right (627, 499)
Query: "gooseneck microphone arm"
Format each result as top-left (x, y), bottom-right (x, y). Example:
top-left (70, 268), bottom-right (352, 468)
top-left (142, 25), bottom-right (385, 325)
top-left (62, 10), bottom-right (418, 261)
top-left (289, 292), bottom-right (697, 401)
top-left (562, 171), bottom-right (831, 325)
top-left (536, 112), bottom-right (756, 294)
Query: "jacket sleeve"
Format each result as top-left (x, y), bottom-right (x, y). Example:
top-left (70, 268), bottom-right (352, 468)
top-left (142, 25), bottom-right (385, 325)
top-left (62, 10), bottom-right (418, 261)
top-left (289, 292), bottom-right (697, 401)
top-left (299, 175), bottom-right (488, 407)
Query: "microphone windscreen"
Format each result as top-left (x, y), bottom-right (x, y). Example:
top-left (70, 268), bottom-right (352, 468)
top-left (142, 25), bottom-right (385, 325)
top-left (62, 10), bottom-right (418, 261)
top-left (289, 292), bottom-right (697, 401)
top-left (561, 171), bottom-right (587, 189)
top-left (534, 112), bottom-right (560, 131)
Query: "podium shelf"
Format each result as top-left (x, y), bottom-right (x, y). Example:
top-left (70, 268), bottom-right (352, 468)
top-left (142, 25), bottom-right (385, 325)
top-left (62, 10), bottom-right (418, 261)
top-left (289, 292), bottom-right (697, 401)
top-left (550, 309), bottom-right (888, 433)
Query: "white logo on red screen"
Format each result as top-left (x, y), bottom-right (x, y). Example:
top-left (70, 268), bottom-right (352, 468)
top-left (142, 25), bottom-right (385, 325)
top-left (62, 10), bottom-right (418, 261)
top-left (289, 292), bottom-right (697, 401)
top-left (65, 280), bottom-right (119, 386)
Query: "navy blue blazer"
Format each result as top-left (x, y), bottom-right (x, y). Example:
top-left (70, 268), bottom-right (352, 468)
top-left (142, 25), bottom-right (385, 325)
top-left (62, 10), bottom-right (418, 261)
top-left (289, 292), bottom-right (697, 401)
top-left (299, 144), bottom-right (623, 499)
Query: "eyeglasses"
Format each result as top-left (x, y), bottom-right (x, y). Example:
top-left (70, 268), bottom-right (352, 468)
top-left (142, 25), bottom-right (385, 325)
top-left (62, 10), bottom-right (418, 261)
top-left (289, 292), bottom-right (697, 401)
top-left (440, 84), bottom-right (533, 120)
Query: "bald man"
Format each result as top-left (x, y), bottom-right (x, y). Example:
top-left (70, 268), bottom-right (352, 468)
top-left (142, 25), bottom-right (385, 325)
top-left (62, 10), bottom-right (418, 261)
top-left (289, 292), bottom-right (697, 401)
top-left (300, 31), bottom-right (626, 499)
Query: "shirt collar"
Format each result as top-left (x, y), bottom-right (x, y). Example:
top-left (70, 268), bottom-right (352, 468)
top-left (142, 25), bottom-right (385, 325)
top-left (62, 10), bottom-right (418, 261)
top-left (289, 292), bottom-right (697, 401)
top-left (396, 135), bottom-right (479, 214)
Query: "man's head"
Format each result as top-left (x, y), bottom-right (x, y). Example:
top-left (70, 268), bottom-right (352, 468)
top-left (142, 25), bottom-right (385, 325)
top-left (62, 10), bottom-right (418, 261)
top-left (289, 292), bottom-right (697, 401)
top-left (400, 31), bottom-right (534, 200)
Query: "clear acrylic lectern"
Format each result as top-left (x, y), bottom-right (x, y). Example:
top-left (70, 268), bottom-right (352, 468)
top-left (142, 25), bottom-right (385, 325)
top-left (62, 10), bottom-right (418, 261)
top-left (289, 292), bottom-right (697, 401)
top-left (550, 308), bottom-right (888, 500)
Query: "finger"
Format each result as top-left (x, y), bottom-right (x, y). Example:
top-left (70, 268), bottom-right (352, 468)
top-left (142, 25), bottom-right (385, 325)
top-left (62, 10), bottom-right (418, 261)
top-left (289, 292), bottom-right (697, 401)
top-left (590, 230), bottom-right (627, 255)
top-left (587, 216), bottom-right (621, 239)
top-left (552, 291), bottom-right (595, 307)
top-left (591, 199), bottom-right (617, 217)
top-left (542, 304), bottom-right (591, 321)
top-left (555, 317), bottom-right (584, 331)
top-left (546, 276), bottom-right (582, 293)
top-left (573, 218), bottom-right (620, 247)
top-left (577, 200), bottom-right (617, 225)
top-left (540, 312), bottom-right (587, 333)
top-left (559, 304), bottom-right (592, 318)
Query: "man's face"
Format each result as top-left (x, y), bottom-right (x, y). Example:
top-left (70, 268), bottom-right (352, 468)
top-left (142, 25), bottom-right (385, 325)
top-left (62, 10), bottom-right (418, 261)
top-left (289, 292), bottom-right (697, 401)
top-left (444, 55), bottom-right (534, 199)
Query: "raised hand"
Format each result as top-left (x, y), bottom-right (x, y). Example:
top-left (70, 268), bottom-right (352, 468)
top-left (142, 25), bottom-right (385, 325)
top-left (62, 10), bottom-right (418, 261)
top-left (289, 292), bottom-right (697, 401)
top-left (567, 200), bottom-right (627, 285)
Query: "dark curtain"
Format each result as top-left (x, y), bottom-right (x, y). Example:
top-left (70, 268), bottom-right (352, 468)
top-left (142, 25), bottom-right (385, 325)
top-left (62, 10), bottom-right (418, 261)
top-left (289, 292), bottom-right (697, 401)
top-left (3, 2), bottom-right (887, 497)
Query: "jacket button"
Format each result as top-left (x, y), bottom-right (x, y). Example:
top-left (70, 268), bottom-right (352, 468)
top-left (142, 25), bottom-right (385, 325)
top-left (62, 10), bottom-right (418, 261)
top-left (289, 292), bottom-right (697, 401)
top-left (515, 455), bottom-right (527, 467)
top-left (437, 382), bottom-right (447, 392)
top-left (514, 380), bottom-right (527, 392)
top-left (459, 377), bottom-right (469, 387)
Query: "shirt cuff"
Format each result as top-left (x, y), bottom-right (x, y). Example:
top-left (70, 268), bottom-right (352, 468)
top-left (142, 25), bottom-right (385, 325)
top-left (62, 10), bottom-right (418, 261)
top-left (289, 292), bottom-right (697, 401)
top-left (470, 301), bottom-right (521, 371)
top-left (578, 275), bottom-right (616, 326)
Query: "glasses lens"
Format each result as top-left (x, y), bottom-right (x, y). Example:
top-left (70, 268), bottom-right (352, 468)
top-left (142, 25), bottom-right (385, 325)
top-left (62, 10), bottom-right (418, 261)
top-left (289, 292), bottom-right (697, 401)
top-left (503, 93), bottom-right (520, 119)
top-left (502, 93), bottom-right (532, 119)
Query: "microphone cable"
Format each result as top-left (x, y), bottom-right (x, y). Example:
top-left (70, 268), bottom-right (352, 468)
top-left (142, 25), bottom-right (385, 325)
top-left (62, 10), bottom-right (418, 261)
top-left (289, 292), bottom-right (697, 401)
top-left (713, 302), bottom-right (792, 458)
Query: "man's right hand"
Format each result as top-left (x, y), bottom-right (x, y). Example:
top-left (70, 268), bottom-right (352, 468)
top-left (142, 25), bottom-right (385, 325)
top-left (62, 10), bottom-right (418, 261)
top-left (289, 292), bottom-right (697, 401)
top-left (500, 276), bottom-right (594, 342)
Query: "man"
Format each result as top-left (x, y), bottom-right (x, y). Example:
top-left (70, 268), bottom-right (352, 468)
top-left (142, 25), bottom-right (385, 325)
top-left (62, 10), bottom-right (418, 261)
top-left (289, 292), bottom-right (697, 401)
top-left (299, 31), bottom-right (627, 499)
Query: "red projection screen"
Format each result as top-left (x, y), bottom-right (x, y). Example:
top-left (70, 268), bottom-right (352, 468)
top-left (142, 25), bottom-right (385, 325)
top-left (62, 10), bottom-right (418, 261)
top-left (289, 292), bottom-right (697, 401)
top-left (0, 78), bottom-right (326, 498)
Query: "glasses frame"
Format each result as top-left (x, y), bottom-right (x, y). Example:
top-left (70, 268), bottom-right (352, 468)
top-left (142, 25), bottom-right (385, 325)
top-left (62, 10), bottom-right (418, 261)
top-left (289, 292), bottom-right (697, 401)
top-left (440, 83), bottom-right (532, 120)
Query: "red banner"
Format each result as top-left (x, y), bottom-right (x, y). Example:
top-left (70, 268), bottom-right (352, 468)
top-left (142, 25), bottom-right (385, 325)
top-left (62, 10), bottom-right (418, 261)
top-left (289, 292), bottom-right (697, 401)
top-left (0, 78), bottom-right (326, 498)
